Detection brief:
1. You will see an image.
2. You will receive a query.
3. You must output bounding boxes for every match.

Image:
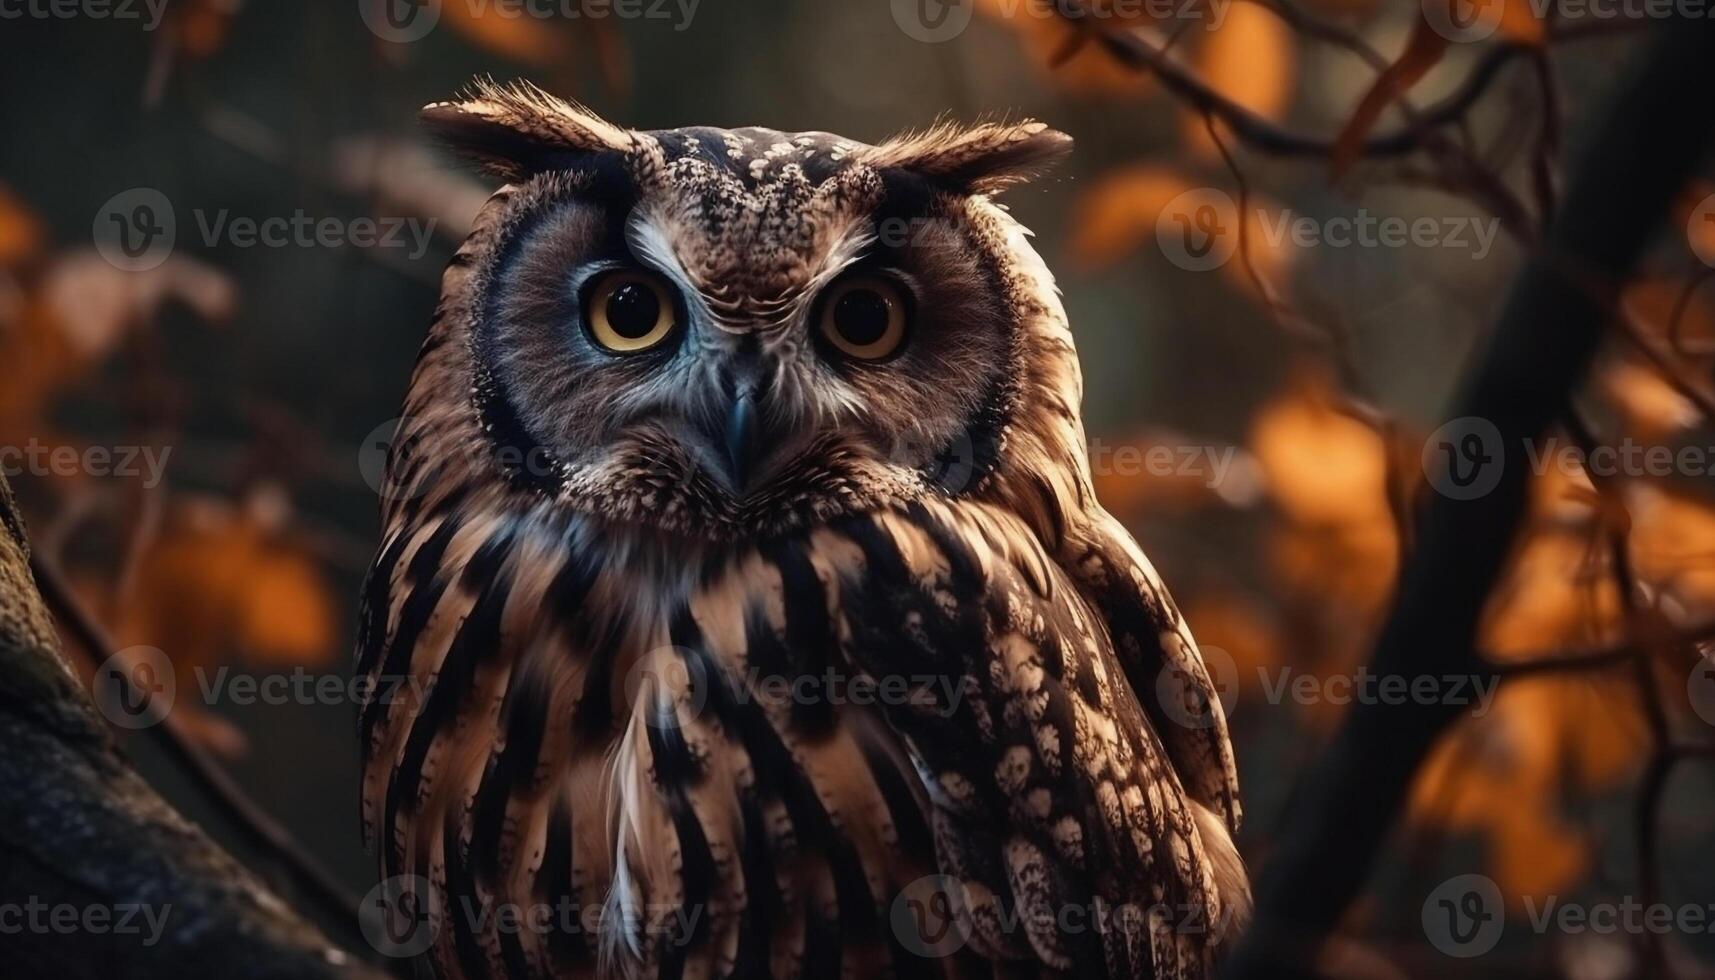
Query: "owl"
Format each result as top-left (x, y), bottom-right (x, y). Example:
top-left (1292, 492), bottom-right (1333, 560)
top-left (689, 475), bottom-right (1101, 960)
top-left (356, 80), bottom-right (1246, 980)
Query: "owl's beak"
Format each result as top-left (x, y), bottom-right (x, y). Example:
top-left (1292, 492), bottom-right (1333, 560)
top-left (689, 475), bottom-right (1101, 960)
top-left (722, 384), bottom-right (762, 492)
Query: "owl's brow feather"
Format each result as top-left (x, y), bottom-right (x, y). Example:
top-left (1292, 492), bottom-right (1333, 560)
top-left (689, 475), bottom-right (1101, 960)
top-left (621, 195), bottom-right (879, 334)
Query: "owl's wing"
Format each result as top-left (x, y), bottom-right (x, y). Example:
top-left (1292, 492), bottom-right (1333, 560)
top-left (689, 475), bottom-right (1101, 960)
top-left (1063, 509), bottom-right (1242, 836)
top-left (799, 500), bottom-right (1245, 979)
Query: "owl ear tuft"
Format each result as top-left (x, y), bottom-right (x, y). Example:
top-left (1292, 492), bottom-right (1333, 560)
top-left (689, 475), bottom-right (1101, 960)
top-left (421, 78), bottom-right (635, 181)
top-left (860, 117), bottom-right (1072, 195)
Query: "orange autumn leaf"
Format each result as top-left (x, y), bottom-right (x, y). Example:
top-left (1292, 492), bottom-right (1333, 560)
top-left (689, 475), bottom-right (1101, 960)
top-left (1329, 20), bottom-right (1447, 179)
top-left (1323, 0), bottom-right (1543, 176)
top-left (1479, 529), bottom-right (1622, 660)
top-left (1066, 166), bottom-right (1196, 268)
top-left (973, 0), bottom-right (1154, 97)
top-left (1410, 672), bottom-right (1639, 907)
top-left (1492, 0), bottom-right (1547, 44)
top-left (1462, 518), bottom-right (1649, 829)
top-left (0, 252), bottom-right (233, 445)
top-left (166, 0), bottom-right (237, 58)
top-left (114, 493), bottom-right (339, 673)
top-left (233, 542), bottom-right (340, 666)
top-left (1486, 795), bottom-right (1587, 904)
top-left (1184, 3), bottom-right (1296, 159)
top-left (1628, 487), bottom-right (1715, 618)
top-left (1068, 166), bottom-right (1295, 291)
top-left (0, 182), bottom-right (43, 265)
top-left (1267, 521), bottom-right (1399, 626)
top-left (1599, 359), bottom-right (1701, 440)
top-left (0, 298), bottom-right (80, 439)
top-left (440, 0), bottom-right (574, 64)
top-left (1328, 0), bottom-right (1541, 177)
top-left (1248, 374), bottom-right (1392, 529)
top-left (1525, 458), bottom-right (1597, 525)
top-left (1622, 276), bottom-right (1715, 352)
top-left (1298, 0), bottom-right (1380, 14)
top-left (1250, 374), bottom-right (1399, 621)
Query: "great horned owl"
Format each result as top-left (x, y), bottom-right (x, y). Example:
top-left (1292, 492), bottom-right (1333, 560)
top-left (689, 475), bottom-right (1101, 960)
top-left (357, 80), bottom-right (1246, 980)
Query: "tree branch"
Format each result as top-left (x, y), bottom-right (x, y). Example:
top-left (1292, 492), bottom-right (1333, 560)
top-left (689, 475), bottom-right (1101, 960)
top-left (1221, 20), bottom-right (1715, 979)
top-left (0, 473), bottom-right (386, 980)
top-left (28, 550), bottom-right (369, 946)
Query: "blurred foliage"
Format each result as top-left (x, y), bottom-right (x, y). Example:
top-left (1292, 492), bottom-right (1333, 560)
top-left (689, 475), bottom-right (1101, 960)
top-left (3, 1), bottom-right (1715, 976)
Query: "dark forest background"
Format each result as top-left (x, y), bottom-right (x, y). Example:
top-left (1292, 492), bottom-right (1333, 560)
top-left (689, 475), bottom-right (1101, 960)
top-left (3, 3), bottom-right (1713, 977)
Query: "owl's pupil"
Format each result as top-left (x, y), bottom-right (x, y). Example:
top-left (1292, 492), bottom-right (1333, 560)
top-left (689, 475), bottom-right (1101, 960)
top-left (834, 289), bottom-right (890, 346)
top-left (606, 282), bottom-right (660, 338)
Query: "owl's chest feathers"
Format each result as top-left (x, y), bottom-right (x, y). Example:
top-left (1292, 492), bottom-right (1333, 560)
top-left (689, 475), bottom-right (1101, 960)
top-left (378, 498), bottom-right (1054, 741)
top-left (381, 512), bottom-right (802, 741)
top-left (369, 510), bottom-right (869, 882)
top-left (364, 497), bottom-right (1201, 976)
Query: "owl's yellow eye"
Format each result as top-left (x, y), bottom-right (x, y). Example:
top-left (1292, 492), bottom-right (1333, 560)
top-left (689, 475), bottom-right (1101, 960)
top-left (586, 270), bottom-right (678, 353)
top-left (817, 275), bottom-right (908, 361)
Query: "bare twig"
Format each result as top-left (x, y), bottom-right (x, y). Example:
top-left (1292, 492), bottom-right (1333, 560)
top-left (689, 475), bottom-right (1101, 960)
top-left (1490, 617), bottom-right (1715, 678)
top-left (1563, 409), bottom-right (1680, 977)
top-left (1200, 112), bottom-right (1417, 553)
top-left (1221, 22), bottom-right (1715, 978)
top-left (1073, 11), bottom-right (1517, 157)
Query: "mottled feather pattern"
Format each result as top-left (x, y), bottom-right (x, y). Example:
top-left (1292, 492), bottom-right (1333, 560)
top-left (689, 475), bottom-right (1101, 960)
top-left (360, 492), bottom-right (1238, 978)
top-left (358, 83), bottom-right (1244, 980)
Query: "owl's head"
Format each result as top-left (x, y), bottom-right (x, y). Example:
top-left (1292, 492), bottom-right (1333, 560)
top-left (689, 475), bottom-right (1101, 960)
top-left (392, 81), bottom-right (1091, 542)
